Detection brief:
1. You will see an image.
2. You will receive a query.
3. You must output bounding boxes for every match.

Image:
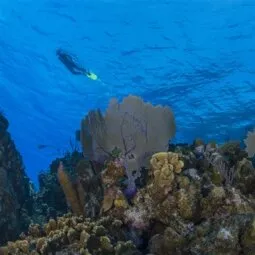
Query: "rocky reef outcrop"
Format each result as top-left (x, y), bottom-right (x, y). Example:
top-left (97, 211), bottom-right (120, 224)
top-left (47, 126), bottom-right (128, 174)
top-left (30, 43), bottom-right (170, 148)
top-left (0, 113), bottom-right (34, 245)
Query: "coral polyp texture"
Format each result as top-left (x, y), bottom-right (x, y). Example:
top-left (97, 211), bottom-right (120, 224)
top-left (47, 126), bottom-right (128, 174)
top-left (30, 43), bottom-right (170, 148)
top-left (0, 96), bottom-right (255, 254)
top-left (0, 214), bottom-right (141, 255)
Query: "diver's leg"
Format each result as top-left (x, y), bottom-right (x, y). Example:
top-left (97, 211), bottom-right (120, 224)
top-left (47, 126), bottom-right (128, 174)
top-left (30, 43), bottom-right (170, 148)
top-left (73, 66), bottom-right (88, 75)
top-left (60, 60), bottom-right (84, 75)
top-left (70, 68), bottom-right (83, 75)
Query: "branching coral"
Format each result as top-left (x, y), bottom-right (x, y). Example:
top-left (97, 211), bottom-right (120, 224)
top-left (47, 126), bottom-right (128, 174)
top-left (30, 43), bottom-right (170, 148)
top-left (1, 214), bottom-right (139, 255)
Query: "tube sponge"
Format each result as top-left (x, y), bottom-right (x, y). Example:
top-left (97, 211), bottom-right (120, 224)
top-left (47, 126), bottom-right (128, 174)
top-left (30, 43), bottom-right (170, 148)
top-left (57, 162), bottom-right (83, 216)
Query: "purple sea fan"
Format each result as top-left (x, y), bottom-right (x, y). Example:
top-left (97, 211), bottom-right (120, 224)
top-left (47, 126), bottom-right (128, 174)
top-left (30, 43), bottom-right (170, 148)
top-left (80, 95), bottom-right (176, 189)
top-left (244, 128), bottom-right (255, 158)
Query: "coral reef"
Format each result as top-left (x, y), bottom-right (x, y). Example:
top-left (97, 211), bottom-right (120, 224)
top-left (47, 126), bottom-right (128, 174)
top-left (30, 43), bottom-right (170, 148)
top-left (1, 96), bottom-right (255, 254)
top-left (2, 141), bottom-right (255, 254)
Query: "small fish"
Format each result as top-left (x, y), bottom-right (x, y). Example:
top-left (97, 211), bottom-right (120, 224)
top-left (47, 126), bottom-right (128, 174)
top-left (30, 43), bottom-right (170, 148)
top-left (37, 144), bottom-right (49, 150)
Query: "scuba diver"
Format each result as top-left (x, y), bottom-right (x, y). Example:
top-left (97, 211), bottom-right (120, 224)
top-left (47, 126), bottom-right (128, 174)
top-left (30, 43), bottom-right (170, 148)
top-left (56, 48), bottom-right (98, 80)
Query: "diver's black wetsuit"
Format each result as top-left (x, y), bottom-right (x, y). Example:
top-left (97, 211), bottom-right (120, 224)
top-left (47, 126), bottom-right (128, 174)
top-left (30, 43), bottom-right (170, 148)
top-left (56, 49), bottom-right (88, 75)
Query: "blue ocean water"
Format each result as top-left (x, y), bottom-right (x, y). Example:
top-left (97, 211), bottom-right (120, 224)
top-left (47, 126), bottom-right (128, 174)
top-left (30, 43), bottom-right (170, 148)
top-left (0, 0), bottom-right (254, 186)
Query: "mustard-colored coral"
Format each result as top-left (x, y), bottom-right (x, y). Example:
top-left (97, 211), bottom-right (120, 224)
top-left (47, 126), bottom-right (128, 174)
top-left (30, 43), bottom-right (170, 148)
top-left (176, 189), bottom-right (193, 219)
top-left (149, 152), bottom-right (184, 194)
top-left (100, 236), bottom-right (113, 251)
top-left (6, 240), bottom-right (29, 254)
top-left (36, 237), bottom-right (47, 253)
top-left (1, 213), bottom-right (138, 255)
top-left (80, 230), bottom-right (90, 247)
top-left (44, 219), bottom-right (57, 235)
top-left (114, 190), bottom-right (129, 209)
top-left (28, 224), bottom-right (41, 238)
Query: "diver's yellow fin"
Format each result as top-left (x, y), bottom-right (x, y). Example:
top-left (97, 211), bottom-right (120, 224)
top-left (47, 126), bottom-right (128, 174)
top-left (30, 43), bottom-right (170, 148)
top-left (86, 72), bottom-right (98, 81)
